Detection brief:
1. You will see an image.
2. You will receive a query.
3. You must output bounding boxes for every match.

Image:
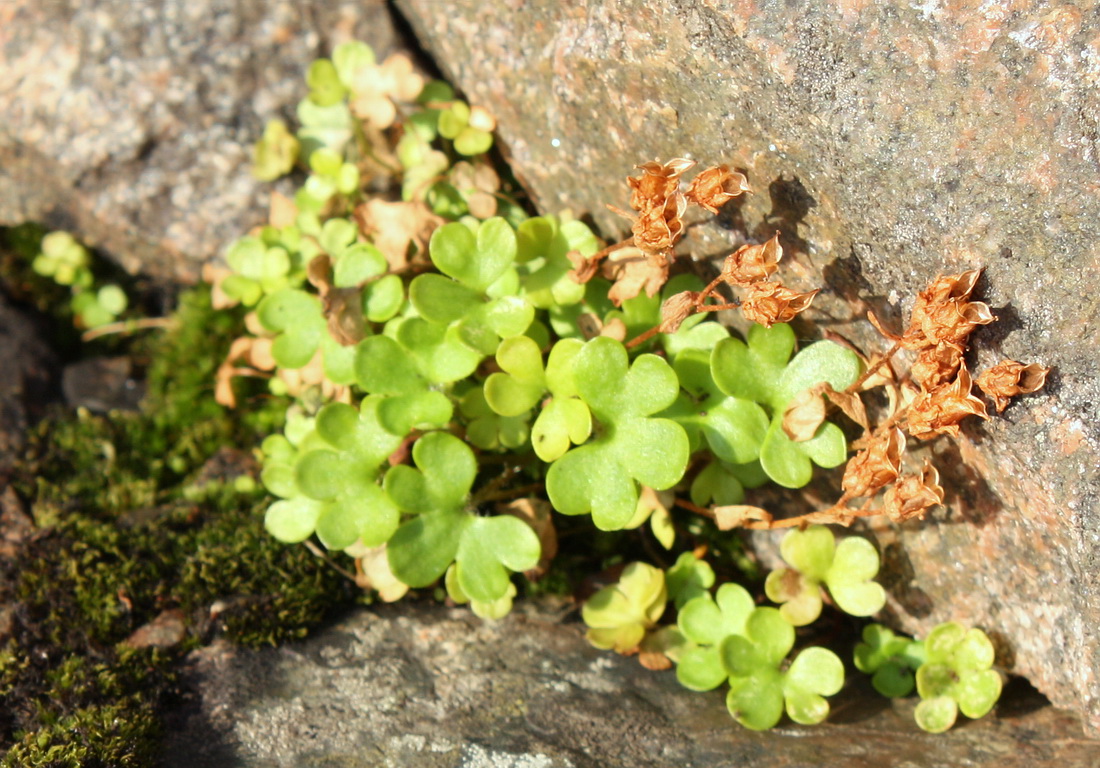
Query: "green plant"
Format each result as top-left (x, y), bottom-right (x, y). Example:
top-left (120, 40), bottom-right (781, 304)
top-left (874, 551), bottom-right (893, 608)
top-left (853, 623), bottom-right (926, 698)
top-left (764, 524), bottom-right (886, 626)
top-left (212, 39), bottom-right (1048, 736)
top-left (914, 622), bottom-right (1002, 733)
top-left (30, 230), bottom-right (131, 330)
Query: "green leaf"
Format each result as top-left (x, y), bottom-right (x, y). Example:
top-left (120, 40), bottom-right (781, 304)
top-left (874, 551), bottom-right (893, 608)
top-left (582, 562), bottom-right (666, 653)
top-left (256, 288), bottom-right (326, 368)
top-left (547, 338), bottom-right (688, 529)
top-left (827, 537), bottom-right (886, 617)
top-left (678, 583), bottom-right (754, 646)
top-left (727, 669), bottom-right (785, 730)
top-left (665, 552), bottom-right (716, 610)
top-left (384, 432), bottom-right (477, 512)
top-left (455, 516), bottom-right (540, 602)
top-left (265, 498), bottom-right (323, 543)
top-left (676, 645), bottom-right (727, 691)
top-left (387, 509), bottom-right (466, 588)
top-left (429, 218), bottom-right (517, 292)
top-left (454, 126), bottom-right (493, 156)
top-left (307, 58), bottom-right (347, 106)
top-left (915, 695), bottom-right (958, 734)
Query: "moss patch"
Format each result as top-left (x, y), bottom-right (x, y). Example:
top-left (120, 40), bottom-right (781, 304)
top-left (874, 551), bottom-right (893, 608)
top-left (0, 285), bottom-right (358, 764)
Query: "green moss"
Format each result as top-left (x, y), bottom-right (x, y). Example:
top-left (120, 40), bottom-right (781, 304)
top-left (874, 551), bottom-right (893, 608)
top-left (1, 284), bottom-right (356, 764)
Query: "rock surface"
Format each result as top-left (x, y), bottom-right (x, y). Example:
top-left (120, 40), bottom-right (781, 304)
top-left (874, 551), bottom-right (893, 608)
top-left (0, 292), bottom-right (58, 473)
top-left (162, 602), bottom-right (1094, 768)
top-left (0, 0), bottom-right (411, 283)
top-left (395, 0), bottom-right (1100, 731)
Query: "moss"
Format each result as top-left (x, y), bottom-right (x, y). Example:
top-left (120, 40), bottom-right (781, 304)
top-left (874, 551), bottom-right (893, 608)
top-left (1, 284), bottom-right (356, 764)
top-left (0, 651), bottom-right (166, 768)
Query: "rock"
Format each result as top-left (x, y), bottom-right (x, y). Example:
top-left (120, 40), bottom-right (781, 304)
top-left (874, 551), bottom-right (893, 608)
top-left (0, 291), bottom-right (58, 473)
top-left (62, 356), bottom-right (144, 412)
top-left (0, 0), bottom-right (414, 283)
top-left (162, 602), bottom-right (1093, 767)
top-left (393, 0), bottom-right (1100, 731)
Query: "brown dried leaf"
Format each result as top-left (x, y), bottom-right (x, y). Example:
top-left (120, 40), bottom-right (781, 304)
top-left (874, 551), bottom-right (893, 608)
top-left (354, 199), bottom-right (442, 271)
top-left (348, 53), bottom-right (425, 128)
top-left (722, 232), bottom-right (782, 286)
top-left (566, 250), bottom-right (601, 284)
top-left (822, 385), bottom-right (869, 431)
top-left (686, 164), bottom-right (750, 214)
top-left (783, 382), bottom-right (830, 442)
top-left (882, 462), bottom-right (944, 522)
top-left (268, 190), bottom-right (298, 228)
top-left (603, 247), bottom-right (669, 306)
top-left (202, 262), bottom-right (238, 310)
top-left (308, 254), bottom-right (367, 346)
top-left (740, 281), bottom-right (819, 327)
top-left (906, 366), bottom-right (989, 439)
top-left (713, 504), bottom-right (773, 530)
top-left (658, 290), bottom-right (701, 334)
top-left (841, 427), bottom-right (906, 499)
top-left (975, 360), bottom-right (1051, 413)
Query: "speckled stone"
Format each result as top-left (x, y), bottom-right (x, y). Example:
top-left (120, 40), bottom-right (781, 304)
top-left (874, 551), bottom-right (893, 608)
top-left (0, 0), bottom-right (410, 282)
top-left (162, 602), bottom-right (1094, 768)
top-left (393, 0), bottom-right (1100, 732)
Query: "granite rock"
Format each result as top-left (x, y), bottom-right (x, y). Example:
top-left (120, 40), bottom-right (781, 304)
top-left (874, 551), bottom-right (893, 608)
top-left (0, 0), bottom-right (412, 283)
top-left (162, 602), bottom-right (1094, 768)
top-left (394, 0), bottom-right (1100, 731)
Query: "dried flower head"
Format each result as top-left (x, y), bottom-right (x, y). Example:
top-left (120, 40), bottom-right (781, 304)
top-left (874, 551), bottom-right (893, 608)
top-left (841, 428), bottom-right (906, 499)
top-left (910, 341), bottom-right (964, 391)
top-left (903, 269), bottom-right (994, 350)
top-left (721, 232), bottom-right (782, 286)
top-left (882, 462), bottom-right (944, 523)
top-left (975, 360), bottom-right (1051, 413)
top-left (906, 366), bottom-right (989, 439)
top-left (658, 290), bottom-right (702, 334)
top-left (630, 193), bottom-right (688, 255)
top-left (739, 280), bottom-right (819, 327)
top-left (627, 158), bottom-right (695, 212)
top-left (686, 164), bottom-right (750, 213)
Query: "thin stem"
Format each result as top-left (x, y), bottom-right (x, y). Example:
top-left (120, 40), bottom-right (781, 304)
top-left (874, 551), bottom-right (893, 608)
top-left (674, 498), bottom-right (716, 519)
top-left (625, 325), bottom-right (661, 349)
top-left (304, 540), bottom-right (359, 583)
top-left (474, 482), bottom-right (545, 505)
top-left (845, 340), bottom-right (902, 394)
top-left (81, 317), bottom-right (176, 342)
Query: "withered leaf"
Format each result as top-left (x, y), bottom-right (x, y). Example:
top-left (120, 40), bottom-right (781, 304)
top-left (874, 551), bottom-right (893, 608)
top-left (783, 382), bottom-right (830, 442)
top-left (308, 254), bottom-right (367, 346)
top-left (713, 504), bottom-right (773, 530)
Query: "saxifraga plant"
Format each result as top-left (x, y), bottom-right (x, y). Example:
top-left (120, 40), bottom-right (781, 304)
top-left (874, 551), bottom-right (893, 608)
top-left (210, 40), bottom-right (1050, 733)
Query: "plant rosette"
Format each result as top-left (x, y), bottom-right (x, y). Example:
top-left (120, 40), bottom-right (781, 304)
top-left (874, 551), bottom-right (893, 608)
top-left (853, 623), bottom-right (926, 698)
top-left (383, 431), bottom-right (540, 605)
top-left (675, 582), bottom-right (755, 691)
top-left (262, 398), bottom-right (402, 550)
top-left (914, 622), bottom-right (1003, 733)
top-left (546, 337), bottom-right (689, 531)
top-left (581, 562), bottom-right (667, 653)
top-left (765, 524), bottom-right (886, 626)
top-left (711, 323), bottom-right (862, 488)
top-left (720, 607), bottom-right (845, 730)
